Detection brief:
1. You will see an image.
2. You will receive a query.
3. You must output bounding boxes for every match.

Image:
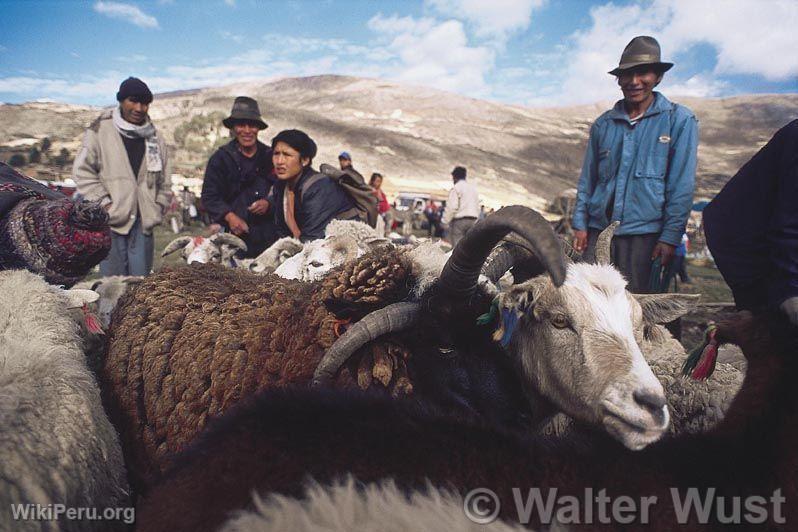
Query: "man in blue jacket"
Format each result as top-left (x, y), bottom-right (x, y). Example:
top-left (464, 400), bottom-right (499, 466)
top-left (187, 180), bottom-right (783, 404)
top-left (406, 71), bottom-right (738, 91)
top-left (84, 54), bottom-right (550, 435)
top-left (572, 36), bottom-right (698, 293)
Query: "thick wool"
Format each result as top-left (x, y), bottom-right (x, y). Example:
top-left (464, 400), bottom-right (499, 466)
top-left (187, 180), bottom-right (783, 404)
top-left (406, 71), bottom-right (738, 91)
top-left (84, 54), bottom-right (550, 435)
top-left (102, 257), bottom-right (412, 490)
top-left (0, 270), bottom-right (130, 531)
top-left (642, 324), bottom-right (743, 434)
top-left (0, 195), bottom-right (110, 286)
top-left (220, 477), bottom-right (530, 532)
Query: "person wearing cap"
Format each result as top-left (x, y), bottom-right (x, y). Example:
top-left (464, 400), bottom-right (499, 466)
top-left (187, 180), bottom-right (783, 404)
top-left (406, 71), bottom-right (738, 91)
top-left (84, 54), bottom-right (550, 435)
top-left (571, 36), bottom-right (698, 293)
top-left (201, 96), bottom-right (277, 257)
top-left (338, 151), bottom-right (353, 171)
top-left (269, 129), bottom-right (357, 242)
top-left (442, 166), bottom-right (480, 247)
top-left (73, 76), bottom-right (170, 276)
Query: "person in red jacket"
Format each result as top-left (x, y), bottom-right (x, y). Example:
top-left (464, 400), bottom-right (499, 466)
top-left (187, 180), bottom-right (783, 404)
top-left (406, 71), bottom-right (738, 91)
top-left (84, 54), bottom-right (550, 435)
top-left (370, 172), bottom-right (392, 236)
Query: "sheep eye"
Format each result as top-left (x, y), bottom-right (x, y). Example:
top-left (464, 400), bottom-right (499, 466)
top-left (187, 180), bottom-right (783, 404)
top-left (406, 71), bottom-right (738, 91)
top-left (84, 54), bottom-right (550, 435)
top-left (437, 346), bottom-right (455, 355)
top-left (551, 314), bottom-right (570, 329)
top-left (309, 261), bottom-right (323, 268)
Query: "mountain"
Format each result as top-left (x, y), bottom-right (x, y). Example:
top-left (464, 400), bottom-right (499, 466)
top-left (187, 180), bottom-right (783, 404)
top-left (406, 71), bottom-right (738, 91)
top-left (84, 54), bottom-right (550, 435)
top-left (2, 75), bottom-right (796, 209)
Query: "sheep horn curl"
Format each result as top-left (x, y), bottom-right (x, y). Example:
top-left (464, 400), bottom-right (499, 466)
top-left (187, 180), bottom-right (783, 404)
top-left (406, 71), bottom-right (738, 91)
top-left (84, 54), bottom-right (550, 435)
top-left (594, 221), bottom-right (620, 266)
top-left (211, 233), bottom-right (248, 251)
top-left (439, 205), bottom-right (566, 301)
top-left (311, 302), bottom-right (420, 386)
top-left (162, 236), bottom-right (192, 257)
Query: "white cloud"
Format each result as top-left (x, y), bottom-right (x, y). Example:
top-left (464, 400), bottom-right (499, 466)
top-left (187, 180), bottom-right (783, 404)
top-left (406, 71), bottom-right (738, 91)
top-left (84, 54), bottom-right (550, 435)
top-left (224, 0), bottom-right (235, 6)
top-left (665, 74), bottom-right (728, 98)
top-left (663, 0), bottom-right (798, 81)
top-left (547, 0), bottom-right (798, 105)
top-left (219, 30), bottom-right (244, 44)
top-left (367, 14), bottom-right (495, 95)
top-left (93, 1), bottom-right (159, 29)
top-left (426, 0), bottom-right (545, 42)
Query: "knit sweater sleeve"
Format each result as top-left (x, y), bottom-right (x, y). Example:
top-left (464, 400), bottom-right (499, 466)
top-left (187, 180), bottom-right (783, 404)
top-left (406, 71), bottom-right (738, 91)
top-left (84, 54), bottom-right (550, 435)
top-left (72, 129), bottom-right (111, 206)
top-left (155, 139), bottom-right (171, 212)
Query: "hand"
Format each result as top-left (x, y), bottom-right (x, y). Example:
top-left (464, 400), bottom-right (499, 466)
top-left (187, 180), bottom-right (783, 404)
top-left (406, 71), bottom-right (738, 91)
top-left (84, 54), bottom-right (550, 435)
top-left (248, 199), bottom-right (270, 216)
top-left (780, 296), bottom-right (798, 327)
top-left (224, 212), bottom-right (249, 236)
top-left (651, 242), bottom-right (676, 266)
top-left (573, 230), bottom-right (588, 253)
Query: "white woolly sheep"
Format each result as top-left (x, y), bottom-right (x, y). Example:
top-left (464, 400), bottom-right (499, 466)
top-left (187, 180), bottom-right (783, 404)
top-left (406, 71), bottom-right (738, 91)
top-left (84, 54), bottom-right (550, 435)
top-left (0, 270), bottom-right (130, 531)
top-left (161, 233), bottom-right (248, 266)
top-left (273, 219), bottom-right (390, 281)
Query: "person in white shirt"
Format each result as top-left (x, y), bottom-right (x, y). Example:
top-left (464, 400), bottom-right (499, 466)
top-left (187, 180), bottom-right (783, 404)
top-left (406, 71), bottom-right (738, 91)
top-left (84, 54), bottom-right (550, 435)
top-left (442, 166), bottom-right (480, 246)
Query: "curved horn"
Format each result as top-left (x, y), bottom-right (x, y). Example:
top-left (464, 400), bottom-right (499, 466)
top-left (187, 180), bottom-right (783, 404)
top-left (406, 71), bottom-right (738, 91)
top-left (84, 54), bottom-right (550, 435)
top-left (482, 235), bottom-right (579, 285)
top-left (595, 221), bottom-right (620, 266)
top-left (439, 206), bottom-right (566, 303)
top-left (162, 236), bottom-right (192, 257)
top-left (211, 233), bottom-right (248, 251)
top-left (312, 302), bottom-right (421, 387)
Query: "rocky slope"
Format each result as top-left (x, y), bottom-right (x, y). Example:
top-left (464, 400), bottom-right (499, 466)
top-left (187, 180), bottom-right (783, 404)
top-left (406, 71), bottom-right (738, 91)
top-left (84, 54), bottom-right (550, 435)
top-left (2, 75), bottom-right (796, 209)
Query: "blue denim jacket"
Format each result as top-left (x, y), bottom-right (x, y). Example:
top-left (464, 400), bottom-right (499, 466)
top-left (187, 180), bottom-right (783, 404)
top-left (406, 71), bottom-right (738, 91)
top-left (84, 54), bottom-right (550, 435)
top-left (572, 92), bottom-right (698, 245)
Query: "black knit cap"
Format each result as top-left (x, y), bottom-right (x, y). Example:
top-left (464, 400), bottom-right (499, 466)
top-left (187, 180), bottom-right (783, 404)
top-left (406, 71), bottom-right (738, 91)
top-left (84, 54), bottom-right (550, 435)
top-left (452, 166), bottom-right (467, 180)
top-left (271, 129), bottom-right (318, 161)
top-left (116, 77), bottom-right (153, 104)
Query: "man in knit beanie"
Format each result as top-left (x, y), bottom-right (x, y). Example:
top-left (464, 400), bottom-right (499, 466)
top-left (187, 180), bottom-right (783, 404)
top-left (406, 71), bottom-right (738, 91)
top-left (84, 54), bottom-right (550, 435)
top-left (72, 76), bottom-right (171, 276)
top-left (0, 162), bottom-right (111, 286)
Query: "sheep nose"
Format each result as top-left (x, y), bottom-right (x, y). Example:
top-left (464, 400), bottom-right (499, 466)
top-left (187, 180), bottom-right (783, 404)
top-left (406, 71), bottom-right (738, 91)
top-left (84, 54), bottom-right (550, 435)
top-left (249, 262), bottom-right (258, 271)
top-left (633, 389), bottom-right (667, 420)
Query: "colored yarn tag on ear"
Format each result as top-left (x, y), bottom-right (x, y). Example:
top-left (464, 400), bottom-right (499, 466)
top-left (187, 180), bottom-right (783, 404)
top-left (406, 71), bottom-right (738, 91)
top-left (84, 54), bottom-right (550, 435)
top-left (476, 297), bottom-right (499, 326)
top-left (82, 303), bottom-right (105, 335)
top-left (498, 308), bottom-right (519, 347)
top-left (682, 323), bottom-right (718, 380)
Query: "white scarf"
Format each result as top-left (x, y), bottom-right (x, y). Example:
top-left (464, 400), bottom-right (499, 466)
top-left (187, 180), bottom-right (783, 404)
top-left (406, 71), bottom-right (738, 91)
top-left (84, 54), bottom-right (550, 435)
top-left (112, 106), bottom-right (162, 173)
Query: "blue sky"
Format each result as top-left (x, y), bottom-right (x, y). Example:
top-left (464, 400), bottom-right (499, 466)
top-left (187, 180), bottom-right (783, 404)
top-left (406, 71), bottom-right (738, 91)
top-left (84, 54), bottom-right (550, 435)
top-left (0, 0), bottom-right (795, 107)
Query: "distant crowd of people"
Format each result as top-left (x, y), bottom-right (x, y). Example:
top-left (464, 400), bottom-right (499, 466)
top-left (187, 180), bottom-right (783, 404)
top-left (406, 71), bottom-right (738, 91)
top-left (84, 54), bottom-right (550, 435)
top-left (65, 35), bottom-right (797, 329)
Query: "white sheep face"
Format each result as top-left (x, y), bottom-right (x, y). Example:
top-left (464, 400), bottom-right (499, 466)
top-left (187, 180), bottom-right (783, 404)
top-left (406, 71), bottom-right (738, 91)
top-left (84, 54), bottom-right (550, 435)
top-left (275, 236), bottom-right (360, 282)
top-left (500, 263), bottom-right (696, 451)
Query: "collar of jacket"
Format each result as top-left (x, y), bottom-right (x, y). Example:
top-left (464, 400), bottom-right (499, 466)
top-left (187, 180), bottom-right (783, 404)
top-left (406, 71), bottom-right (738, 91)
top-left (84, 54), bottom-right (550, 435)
top-left (608, 91), bottom-right (672, 123)
top-left (282, 165), bottom-right (317, 193)
top-left (220, 139), bottom-right (271, 163)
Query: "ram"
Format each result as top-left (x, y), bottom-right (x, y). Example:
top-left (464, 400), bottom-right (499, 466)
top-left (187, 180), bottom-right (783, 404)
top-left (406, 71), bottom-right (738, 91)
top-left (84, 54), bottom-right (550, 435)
top-left (102, 207), bottom-right (699, 495)
top-left (136, 311), bottom-right (798, 532)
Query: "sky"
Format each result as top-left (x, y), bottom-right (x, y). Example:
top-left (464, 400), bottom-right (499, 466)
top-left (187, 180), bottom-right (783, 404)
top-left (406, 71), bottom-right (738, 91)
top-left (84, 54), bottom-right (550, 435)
top-left (0, 0), bottom-right (795, 107)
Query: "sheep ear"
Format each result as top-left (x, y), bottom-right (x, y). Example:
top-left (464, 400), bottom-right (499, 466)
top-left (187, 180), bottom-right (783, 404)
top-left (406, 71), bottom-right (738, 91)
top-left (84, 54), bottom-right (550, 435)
top-left (502, 277), bottom-right (547, 317)
top-left (64, 288), bottom-right (100, 309)
top-left (634, 293), bottom-right (700, 324)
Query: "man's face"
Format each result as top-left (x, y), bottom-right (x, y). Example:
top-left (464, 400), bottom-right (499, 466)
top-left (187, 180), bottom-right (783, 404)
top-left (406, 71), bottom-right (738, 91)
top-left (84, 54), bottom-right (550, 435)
top-left (120, 97), bottom-right (149, 125)
top-left (273, 141), bottom-right (308, 181)
top-left (233, 121), bottom-right (260, 149)
top-left (617, 66), bottom-right (662, 107)
top-left (339, 157), bottom-right (352, 170)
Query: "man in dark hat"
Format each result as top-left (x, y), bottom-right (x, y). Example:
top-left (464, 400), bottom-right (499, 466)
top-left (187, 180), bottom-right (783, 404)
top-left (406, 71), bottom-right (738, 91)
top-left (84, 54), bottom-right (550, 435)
top-left (572, 36), bottom-right (698, 293)
top-left (73, 76), bottom-right (170, 276)
top-left (442, 165), bottom-right (480, 247)
top-left (201, 96), bottom-right (277, 257)
top-left (338, 151), bottom-right (353, 171)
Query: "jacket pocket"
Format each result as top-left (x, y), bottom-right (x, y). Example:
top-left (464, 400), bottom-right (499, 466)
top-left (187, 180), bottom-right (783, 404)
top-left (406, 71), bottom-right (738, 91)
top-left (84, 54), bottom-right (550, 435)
top-left (629, 173), bottom-right (665, 223)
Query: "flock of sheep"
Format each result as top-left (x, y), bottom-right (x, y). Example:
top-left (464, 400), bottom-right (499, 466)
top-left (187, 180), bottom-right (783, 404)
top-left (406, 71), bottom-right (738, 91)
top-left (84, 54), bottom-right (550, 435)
top-left (3, 205), bottom-right (789, 532)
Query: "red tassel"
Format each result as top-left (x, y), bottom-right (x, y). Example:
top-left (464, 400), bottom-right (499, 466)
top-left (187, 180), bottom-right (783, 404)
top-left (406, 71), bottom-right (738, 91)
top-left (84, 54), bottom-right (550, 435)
top-left (82, 303), bottom-right (105, 335)
top-left (690, 328), bottom-right (718, 380)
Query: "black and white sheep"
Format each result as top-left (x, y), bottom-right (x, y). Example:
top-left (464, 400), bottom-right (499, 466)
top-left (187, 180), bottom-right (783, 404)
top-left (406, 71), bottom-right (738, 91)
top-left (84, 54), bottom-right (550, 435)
top-left (135, 311), bottom-right (798, 532)
top-left (0, 270), bottom-right (130, 531)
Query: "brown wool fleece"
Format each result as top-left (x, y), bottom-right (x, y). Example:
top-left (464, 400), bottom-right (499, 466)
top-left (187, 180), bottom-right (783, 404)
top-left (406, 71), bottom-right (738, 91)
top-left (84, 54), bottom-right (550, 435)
top-left (102, 251), bottom-right (414, 491)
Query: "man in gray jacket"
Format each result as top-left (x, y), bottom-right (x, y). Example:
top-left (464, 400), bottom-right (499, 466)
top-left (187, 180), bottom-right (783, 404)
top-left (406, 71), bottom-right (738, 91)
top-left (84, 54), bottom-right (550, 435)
top-left (73, 77), bottom-right (171, 276)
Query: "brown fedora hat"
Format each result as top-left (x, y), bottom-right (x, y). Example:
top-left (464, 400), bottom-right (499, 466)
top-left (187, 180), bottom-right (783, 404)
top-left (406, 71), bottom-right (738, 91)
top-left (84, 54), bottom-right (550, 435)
top-left (222, 96), bottom-right (268, 129)
top-left (609, 36), bottom-right (673, 76)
